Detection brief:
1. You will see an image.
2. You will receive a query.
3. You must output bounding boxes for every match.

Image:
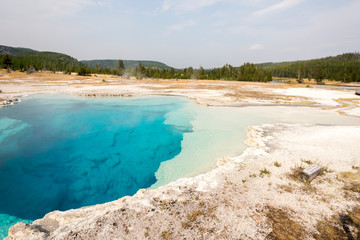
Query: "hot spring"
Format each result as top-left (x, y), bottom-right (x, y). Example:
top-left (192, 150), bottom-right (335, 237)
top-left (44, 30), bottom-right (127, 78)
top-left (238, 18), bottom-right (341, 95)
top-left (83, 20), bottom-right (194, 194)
top-left (1, 94), bottom-right (358, 238)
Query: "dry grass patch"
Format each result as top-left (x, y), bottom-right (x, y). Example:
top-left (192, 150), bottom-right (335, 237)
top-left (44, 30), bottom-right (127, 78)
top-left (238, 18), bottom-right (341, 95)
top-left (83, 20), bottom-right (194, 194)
top-left (277, 184), bottom-right (293, 193)
top-left (314, 171), bottom-right (360, 239)
top-left (338, 169), bottom-right (360, 200)
top-left (314, 209), bottom-right (360, 240)
top-left (265, 206), bottom-right (305, 240)
top-left (300, 181), bottom-right (317, 193)
top-left (288, 163), bottom-right (305, 182)
top-left (349, 207), bottom-right (360, 233)
top-left (339, 170), bottom-right (360, 193)
top-left (260, 168), bottom-right (271, 177)
top-left (287, 162), bottom-right (319, 193)
top-left (301, 159), bottom-right (314, 165)
top-left (161, 230), bottom-right (172, 240)
top-left (225, 90), bottom-right (292, 102)
top-left (181, 221), bottom-right (191, 229)
top-left (187, 210), bottom-right (204, 222)
top-left (181, 202), bottom-right (217, 230)
top-left (274, 161), bottom-right (281, 167)
top-left (225, 85), bottom-right (314, 104)
top-left (289, 161), bottom-right (330, 181)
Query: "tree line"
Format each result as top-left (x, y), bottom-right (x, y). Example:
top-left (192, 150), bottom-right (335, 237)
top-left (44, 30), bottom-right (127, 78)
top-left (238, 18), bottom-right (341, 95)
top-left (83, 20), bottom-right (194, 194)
top-left (0, 52), bottom-right (81, 74)
top-left (260, 53), bottom-right (360, 83)
top-left (2, 51), bottom-right (359, 83)
top-left (122, 63), bottom-right (272, 82)
top-left (0, 54), bottom-right (272, 82)
top-left (0, 54), bottom-right (127, 76)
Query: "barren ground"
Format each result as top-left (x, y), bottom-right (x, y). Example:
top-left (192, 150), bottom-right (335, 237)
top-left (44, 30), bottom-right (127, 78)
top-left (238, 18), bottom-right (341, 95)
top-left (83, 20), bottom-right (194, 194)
top-left (2, 70), bottom-right (360, 239)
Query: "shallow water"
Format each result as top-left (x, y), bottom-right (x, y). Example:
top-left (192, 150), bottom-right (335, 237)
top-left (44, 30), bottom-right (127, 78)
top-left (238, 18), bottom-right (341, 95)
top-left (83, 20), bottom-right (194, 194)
top-left (152, 104), bottom-right (360, 188)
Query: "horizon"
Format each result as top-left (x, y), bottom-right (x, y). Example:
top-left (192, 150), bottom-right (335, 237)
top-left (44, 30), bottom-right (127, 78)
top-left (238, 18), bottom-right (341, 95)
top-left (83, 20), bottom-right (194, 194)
top-left (3, 44), bottom-right (358, 69)
top-left (1, 0), bottom-right (359, 68)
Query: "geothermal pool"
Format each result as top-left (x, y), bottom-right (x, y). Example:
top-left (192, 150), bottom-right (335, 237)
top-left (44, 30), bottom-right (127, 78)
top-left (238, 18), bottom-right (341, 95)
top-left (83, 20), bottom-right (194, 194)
top-left (1, 94), bottom-right (359, 238)
top-left (1, 94), bottom-right (265, 237)
top-left (0, 95), bottom-right (194, 237)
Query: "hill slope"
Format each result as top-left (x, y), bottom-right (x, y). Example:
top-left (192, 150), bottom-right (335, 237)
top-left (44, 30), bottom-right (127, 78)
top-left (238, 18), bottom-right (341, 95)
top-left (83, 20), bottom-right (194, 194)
top-left (256, 53), bottom-right (360, 82)
top-left (0, 45), bottom-right (81, 72)
top-left (81, 59), bottom-right (171, 69)
top-left (0, 45), bottom-right (172, 73)
top-left (0, 46), bottom-right (37, 56)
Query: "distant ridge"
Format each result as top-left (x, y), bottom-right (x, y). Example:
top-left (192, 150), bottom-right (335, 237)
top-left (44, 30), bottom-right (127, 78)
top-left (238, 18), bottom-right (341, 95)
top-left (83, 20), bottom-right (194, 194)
top-left (81, 59), bottom-right (171, 69)
top-left (1, 45), bottom-right (358, 81)
top-left (256, 52), bottom-right (360, 68)
top-left (256, 52), bottom-right (360, 82)
top-left (0, 45), bottom-right (172, 71)
top-left (0, 45), bottom-right (78, 61)
top-left (0, 46), bottom-right (37, 56)
top-left (0, 45), bottom-right (81, 71)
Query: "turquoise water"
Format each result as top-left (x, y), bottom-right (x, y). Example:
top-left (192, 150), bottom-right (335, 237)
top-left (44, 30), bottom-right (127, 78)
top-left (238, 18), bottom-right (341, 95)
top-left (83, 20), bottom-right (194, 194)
top-left (2, 94), bottom-right (359, 239)
top-left (0, 95), bottom-right (192, 238)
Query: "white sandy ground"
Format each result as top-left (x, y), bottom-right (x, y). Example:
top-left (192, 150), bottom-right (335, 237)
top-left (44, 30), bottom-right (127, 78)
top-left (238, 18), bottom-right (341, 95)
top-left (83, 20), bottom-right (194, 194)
top-left (1, 74), bottom-right (359, 111)
top-left (5, 124), bottom-right (360, 239)
top-left (1, 73), bottom-right (360, 239)
top-left (269, 87), bottom-right (358, 107)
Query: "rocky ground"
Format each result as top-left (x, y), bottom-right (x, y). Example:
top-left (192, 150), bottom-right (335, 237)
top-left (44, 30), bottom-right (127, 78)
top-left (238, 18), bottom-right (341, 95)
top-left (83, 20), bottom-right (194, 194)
top-left (2, 70), bottom-right (360, 239)
top-left (6, 124), bottom-right (360, 240)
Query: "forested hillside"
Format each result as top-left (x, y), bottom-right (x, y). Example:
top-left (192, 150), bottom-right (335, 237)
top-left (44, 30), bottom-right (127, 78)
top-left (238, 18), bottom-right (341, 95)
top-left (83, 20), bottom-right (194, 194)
top-left (0, 45), bottom-right (81, 73)
top-left (125, 63), bottom-right (272, 82)
top-left (0, 45), bottom-right (170, 75)
top-left (257, 53), bottom-right (360, 82)
top-left (81, 59), bottom-right (170, 69)
top-left (121, 53), bottom-right (360, 82)
top-left (1, 45), bottom-right (359, 83)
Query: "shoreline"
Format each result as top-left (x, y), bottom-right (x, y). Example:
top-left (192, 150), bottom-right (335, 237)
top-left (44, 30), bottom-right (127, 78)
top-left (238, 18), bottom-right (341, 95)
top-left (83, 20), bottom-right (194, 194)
top-left (2, 89), bottom-right (359, 121)
top-left (6, 123), bottom-right (360, 239)
top-left (1, 71), bottom-right (360, 239)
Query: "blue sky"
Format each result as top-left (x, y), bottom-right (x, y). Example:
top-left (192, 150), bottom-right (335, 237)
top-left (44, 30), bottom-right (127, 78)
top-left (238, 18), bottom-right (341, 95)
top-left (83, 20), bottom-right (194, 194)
top-left (1, 0), bottom-right (359, 68)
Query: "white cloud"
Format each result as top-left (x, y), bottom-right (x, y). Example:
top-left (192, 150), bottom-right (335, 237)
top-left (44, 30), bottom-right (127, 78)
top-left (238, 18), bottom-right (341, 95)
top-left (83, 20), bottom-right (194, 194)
top-left (0, 0), bottom-right (103, 19)
top-left (0, 0), bottom-right (107, 54)
top-left (252, 0), bottom-right (303, 17)
top-left (161, 0), bottom-right (222, 13)
top-left (249, 44), bottom-right (264, 50)
top-left (277, 1), bottom-right (360, 53)
top-left (245, 1), bottom-right (360, 62)
top-left (169, 20), bottom-right (197, 31)
top-left (161, 0), bottom-right (172, 12)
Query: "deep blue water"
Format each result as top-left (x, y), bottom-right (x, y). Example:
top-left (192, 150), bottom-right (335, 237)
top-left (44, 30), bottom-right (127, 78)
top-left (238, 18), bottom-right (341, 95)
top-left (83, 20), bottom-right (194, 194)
top-left (0, 95), bottom-right (192, 236)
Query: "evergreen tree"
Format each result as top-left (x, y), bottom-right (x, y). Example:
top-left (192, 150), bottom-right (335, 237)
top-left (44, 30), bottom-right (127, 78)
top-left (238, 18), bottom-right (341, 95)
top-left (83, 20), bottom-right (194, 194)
top-left (266, 71), bottom-right (273, 82)
top-left (1, 54), bottom-right (12, 69)
top-left (184, 67), bottom-right (194, 79)
top-left (118, 59), bottom-right (125, 76)
top-left (312, 64), bottom-right (324, 84)
top-left (199, 66), bottom-right (206, 79)
top-left (77, 65), bottom-right (90, 76)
